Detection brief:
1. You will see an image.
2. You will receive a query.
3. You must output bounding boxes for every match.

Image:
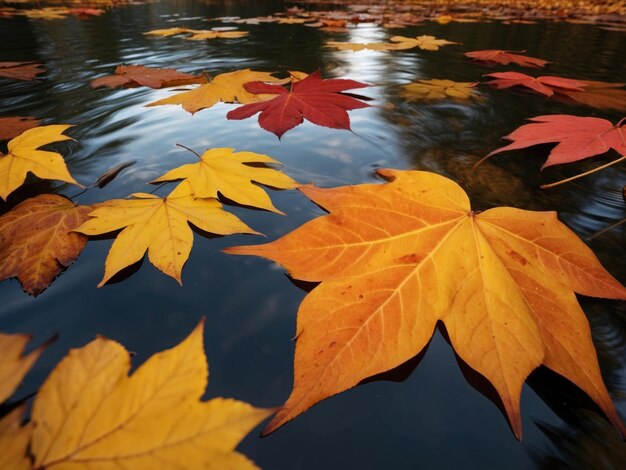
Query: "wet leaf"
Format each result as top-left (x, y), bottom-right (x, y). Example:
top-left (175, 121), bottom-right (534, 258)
top-left (326, 40), bottom-right (397, 52)
top-left (465, 50), bottom-right (549, 67)
top-left (31, 320), bottom-right (271, 469)
top-left (0, 125), bottom-right (82, 200)
top-left (0, 116), bottom-right (40, 141)
top-left (147, 69), bottom-right (281, 114)
top-left (91, 65), bottom-right (203, 89)
top-left (388, 34), bottom-right (459, 50)
top-left (144, 27), bottom-right (248, 40)
top-left (152, 148), bottom-right (298, 213)
top-left (402, 79), bottom-right (480, 101)
top-left (484, 72), bottom-right (586, 97)
top-left (0, 194), bottom-right (91, 295)
top-left (0, 333), bottom-right (47, 402)
top-left (0, 407), bottom-right (31, 470)
top-left (226, 70), bottom-right (370, 138)
top-left (484, 115), bottom-right (626, 168)
top-left (75, 181), bottom-right (258, 286)
top-left (226, 169), bottom-right (626, 438)
top-left (0, 61), bottom-right (44, 80)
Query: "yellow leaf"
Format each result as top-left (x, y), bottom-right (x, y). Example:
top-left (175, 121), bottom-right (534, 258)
top-left (147, 69), bottom-right (281, 114)
top-left (0, 406), bottom-right (31, 470)
top-left (326, 40), bottom-right (396, 52)
top-left (185, 29), bottom-right (249, 40)
top-left (0, 332), bottom-right (47, 402)
top-left (152, 148), bottom-right (297, 213)
top-left (31, 320), bottom-right (271, 469)
top-left (226, 169), bottom-right (626, 438)
top-left (75, 181), bottom-right (258, 286)
top-left (143, 27), bottom-right (190, 37)
top-left (0, 125), bottom-right (82, 200)
top-left (0, 194), bottom-right (91, 295)
top-left (403, 79), bottom-right (480, 101)
top-left (389, 34), bottom-right (459, 51)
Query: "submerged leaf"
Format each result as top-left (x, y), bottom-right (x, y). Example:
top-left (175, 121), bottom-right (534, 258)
top-left (226, 169), bottom-right (626, 438)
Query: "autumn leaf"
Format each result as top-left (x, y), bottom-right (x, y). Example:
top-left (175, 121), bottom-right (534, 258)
top-left (152, 147), bottom-right (298, 213)
top-left (0, 61), bottom-right (45, 80)
top-left (402, 79), bottom-right (480, 101)
top-left (482, 115), bottom-right (626, 169)
top-left (326, 40), bottom-right (396, 52)
top-left (0, 125), bottom-right (82, 200)
top-left (21, 7), bottom-right (69, 20)
top-left (0, 194), bottom-right (91, 295)
top-left (75, 180), bottom-right (258, 286)
top-left (388, 34), bottom-right (459, 50)
top-left (0, 407), bottom-right (31, 470)
top-left (91, 64), bottom-right (203, 89)
top-left (226, 70), bottom-right (370, 138)
top-left (226, 169), bottom-right (626, 438)
top-left (484, 72), bottom-right (585, 97)
top-left (556, 80), bottom-right (626, 112)
top-left (185, 29), bottom-right (249, 40)
top-left (31, 320), bottom-right (272, 469)
top-left (0, 332), bottom-right (47, 402)
top-left (147, 69), bottom-right (281, 114)
top-left (465, 50), bottom-right (549, 68)
top-left (0, 116), bottom-right (40, 140)
top-left (143, 27), bottom-right (189, 37)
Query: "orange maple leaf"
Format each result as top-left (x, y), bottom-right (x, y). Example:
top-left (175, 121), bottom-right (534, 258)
top-left (226, 169), bottom-right (626, 438)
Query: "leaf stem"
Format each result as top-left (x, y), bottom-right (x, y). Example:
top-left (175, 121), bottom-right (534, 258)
top-left (540, 155), bottom-right (626, 189)
top-left (175, 143), bottom-right (202, 160)
top-left (587, 217), bottom-right (626, 241)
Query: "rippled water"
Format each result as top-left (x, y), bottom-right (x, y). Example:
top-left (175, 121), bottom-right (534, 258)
top-left (1, 1), bottom-right (625, 468)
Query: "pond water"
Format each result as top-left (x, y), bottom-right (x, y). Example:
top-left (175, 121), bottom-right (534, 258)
top-left (1, 1), bottom-right (625, 468)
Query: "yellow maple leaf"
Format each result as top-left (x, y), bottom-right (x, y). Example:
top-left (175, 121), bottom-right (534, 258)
top-left (147, 69), bottom-right (281, 114)
top-left (226, 169), bottom-right (626, 438)
top-left (0, 332), bottom-right (47, 402)
top-left (389, 34), bottom-right (459, 50)
top-left (75, 180), bottom-right (258, 286)
top-left (143, 27), bottom-right (190, 37)
top-left (0, 125), bottom-right (82, 200)
top-left (403, 79), bottom-right (480, 100)
top-left (0, 406), bottom-right (31, 470)
top-left (31, 320), bottom-right (271, 469)
top-left (326, 40), bottom-right (396, 52)
top-left (185, 29), bottom-right (249, 40)
top-left (152, 148), bottom-right (298, 213)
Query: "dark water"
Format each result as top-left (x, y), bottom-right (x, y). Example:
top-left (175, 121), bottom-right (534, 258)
top-left (1, 1), bottom-right (625, 468)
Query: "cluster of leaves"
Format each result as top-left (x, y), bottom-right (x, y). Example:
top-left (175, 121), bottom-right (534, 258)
top-left (0, 0), bottom-right (144, 21)
top-left (0, 323), bottom-right (270, 469)
top-left (327, 34), bottom-right (458, 51)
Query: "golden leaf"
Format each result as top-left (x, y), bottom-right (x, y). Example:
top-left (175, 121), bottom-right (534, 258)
top-left (389, 34), bottom-right (459, 50)
top-left (152, 147), bottom-right (297, 213)
top-left (226, 169), bottom-right (626, 438)
top-left (0, 333), bottom-right (46, 402)
top-left (0, 194), bottom-right (91, 295)
top-left (75, 180), bottom-right (258, 286)
top-left (0, 125), bottom-right (82, 200)
top-left (0, 407), bottom-right (31, 470)
top-left (147, 69), bottom-right (281, 114)
top-left (31, 320), bottom-right (271, 469)
top-left (403, 79), bottom-right (480, 101)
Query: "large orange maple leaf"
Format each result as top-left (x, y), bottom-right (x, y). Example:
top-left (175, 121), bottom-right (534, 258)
top-left (226, 169), bottom-right (626, 438)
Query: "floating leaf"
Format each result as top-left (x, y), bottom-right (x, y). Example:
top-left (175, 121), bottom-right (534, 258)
top-left (0, 125), bottom-right (82, 200)
top-left (75, 181), bottom-right (258, 286)
top-left (388, 34), bottom-right (459, 50)
top-left (484, 72), bottom-right (585, 97)
top-left (0, 61), bottom-right (44, 80)
top-left (226, 169), bottom-right (626, 438)
top-left (31, 320), bottom-right (271, 469)
top-left (152, 148), bottom-right (298, 213)
top-left (0, 194), bottom-right (91, 295)
top-left (147, 69), bottom-right (281, 114)
top-left (226, 71), bottom-right (370, 138)
top-left (0, 116), bottom-right (40, 141)
top-left (402, 79), bottom-right (480, 101)
top-left (0, 333), bottom-right (47, 402)
top-left (91, 65), bottom-right (203, 89)
top-left (465, 50), bottom-right (549, 68)
top-left (326, 40), bottom-right (396, 52)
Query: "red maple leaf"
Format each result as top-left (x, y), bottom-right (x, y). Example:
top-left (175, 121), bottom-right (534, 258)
top-left (484, 72), bottom-right (585, 97)
top-left (465, 50), bottom-right (549, 68)
top-left (483, 115), bottom-right (626, 169)
top-left (226, 71), bottom-right (370, 137)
